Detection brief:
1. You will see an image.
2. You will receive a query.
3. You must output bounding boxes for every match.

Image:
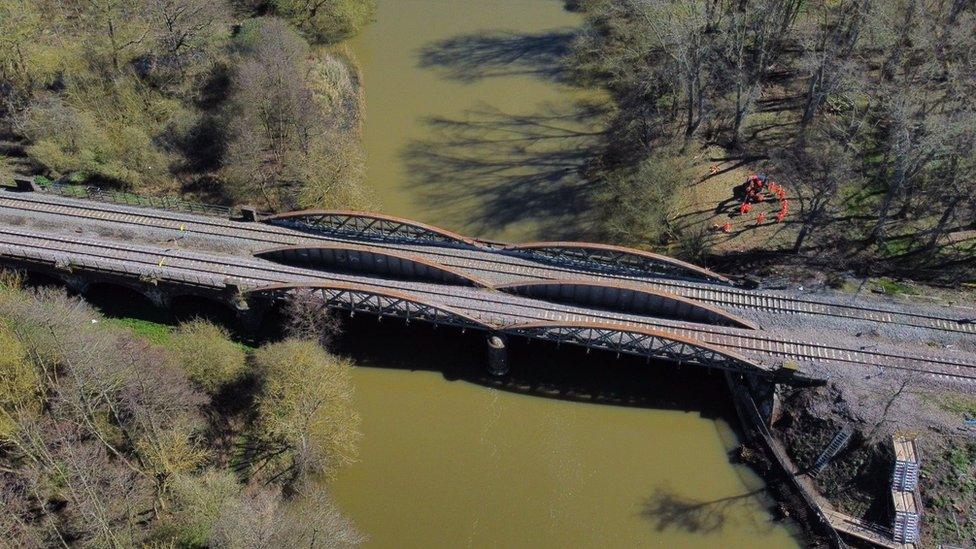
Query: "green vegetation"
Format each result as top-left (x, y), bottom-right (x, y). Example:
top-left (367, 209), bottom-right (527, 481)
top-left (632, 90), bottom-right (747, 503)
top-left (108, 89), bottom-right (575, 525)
top-left (0, 0), bottom-right (374, 211)
top-left (872, 278), bottom-right (921, 297)
top-left (252, 339), bottom-right (360, 481)
top-left (923, 440), bottom-right (976, 544)
top-left (0, 278), bottom-right (363, 546)
top-left (103, 316), bottom-right (174, 345)
top-left (172, 319), bottom-right (248, 394)
top-left (933, 393), bottom-right (976, 420)
top-left (221, 17), bottom-right (372, 209)
top-left (571, 0), bottom-right (976, 281)
top-left (271, 0), bottom-right (377, 43)
top-left (595, 151), bottom-right (693, 248)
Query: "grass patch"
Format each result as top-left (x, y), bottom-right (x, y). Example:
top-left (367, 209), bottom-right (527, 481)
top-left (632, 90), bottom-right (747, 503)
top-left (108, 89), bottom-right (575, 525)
top-left (934, 393), bottom-right (976, 419)
top-left (105, 316), bottom-right (257, 353)
top-left (104, 316), bottom-right (175, 345)
top-left (922, 439), bottom-right (976, 544)
top-left (871, 277), bottom-right (920, 296)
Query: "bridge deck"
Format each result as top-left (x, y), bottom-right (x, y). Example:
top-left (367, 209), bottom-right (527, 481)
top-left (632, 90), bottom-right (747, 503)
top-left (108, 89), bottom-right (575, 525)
top-left (2, 190), bottom-right (973, 338)
top-left (1, 221), bottom-right (974, 383)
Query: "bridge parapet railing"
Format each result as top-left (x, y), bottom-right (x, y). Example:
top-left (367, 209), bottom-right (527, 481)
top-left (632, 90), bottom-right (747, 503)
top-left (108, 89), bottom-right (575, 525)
top-left (35, 181), bottom-right (235, 218)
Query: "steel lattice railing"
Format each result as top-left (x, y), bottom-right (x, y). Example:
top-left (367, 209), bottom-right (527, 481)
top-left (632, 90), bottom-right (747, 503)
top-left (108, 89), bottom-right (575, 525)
top-left (263, 212), bottom-right (479, 248)
top-left (501, 323), bottom-right (760, 373)
top-left (502, 244), bottom-right (731, 284)
top-left (252, 284), bottom-right (492, 332)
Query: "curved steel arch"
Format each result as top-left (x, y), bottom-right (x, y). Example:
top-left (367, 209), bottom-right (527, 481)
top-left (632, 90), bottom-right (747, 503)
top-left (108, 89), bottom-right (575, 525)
top-left (246, 282), bottom-right (494, 331)
top-left (499, 321), bottom-right (771, 375)
top-left (496, 279), bottom-right (757, 329)
top-left (502, 241), bottom-right (732, 285)
top-left (263, 210), bottom-right (481, 249)
top-left (254, 244), bottom-right (492, 288)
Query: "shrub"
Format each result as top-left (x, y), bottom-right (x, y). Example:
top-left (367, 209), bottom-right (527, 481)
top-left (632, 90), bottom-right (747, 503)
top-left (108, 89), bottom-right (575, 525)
top-left (252, 339), bottom-right (359, 482)
top-left (0, 322), bottom-right (40, 439)
top-left (272, 0), bottom-right (376, 43)
top-left (22, 84), bottom-right (175, 190)
top-left (153, 469), bottom-right (241, 546)
top-left (594, 151), bottom-right (692, 248)
top-left (222, 18), bottom-right (370, 210)
top-left (171, 319), bottom-right (247, 394)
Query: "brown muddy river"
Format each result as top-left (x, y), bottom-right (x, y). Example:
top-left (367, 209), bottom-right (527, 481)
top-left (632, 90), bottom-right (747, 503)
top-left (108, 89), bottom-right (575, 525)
top-left (331, 1), bottom-right (801, 547)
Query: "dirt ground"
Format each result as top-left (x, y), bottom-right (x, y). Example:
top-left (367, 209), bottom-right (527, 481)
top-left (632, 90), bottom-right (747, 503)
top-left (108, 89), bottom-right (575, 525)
top-left (772, 369), bottom-right (976, 547)
top-left (669, 145), bottom-right (798, 256)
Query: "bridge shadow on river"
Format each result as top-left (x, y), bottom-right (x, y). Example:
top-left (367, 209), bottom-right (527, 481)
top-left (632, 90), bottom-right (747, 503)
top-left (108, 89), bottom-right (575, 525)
top-left (329, 314), bottom-right (736, 419)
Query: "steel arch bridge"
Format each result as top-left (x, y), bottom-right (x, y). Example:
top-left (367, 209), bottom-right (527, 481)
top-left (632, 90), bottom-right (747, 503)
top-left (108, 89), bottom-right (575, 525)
top-left (496, 279), bottom-right (757, 329)
top-left (262, 210), bottom-right (481, 249)
top-left (247, 282), bottom-right (493, 332)
top-left (501, 242), bottom-right (733, 285)
top-left (254, 244), bottom-right (492, 287)
top-left (260, 211), bottom-right (732, 286)
top-left (499, 321), bottom-right (771, 375)
top-left (246, 282), bottom-right (775, 377)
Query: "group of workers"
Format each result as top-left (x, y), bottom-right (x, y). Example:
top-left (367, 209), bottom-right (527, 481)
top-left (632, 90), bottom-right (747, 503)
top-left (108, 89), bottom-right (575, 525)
top-left (718, 172), bottom-right (790, 234)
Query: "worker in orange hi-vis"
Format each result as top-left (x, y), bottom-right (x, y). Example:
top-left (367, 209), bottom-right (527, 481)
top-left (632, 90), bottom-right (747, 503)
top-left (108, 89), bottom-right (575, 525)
top-left (740, 202), bottom-right (752, 215)
top-left (722, 221), bottom-right (733, 233)
top-left (756, 211), bottom-right (766, 225)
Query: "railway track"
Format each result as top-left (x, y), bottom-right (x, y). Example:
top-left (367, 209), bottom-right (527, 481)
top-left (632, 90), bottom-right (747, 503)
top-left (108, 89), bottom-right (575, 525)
top-left (2, 190), bottom-right (974, 337)
top-left (1, 225), bottom-right (973, 384)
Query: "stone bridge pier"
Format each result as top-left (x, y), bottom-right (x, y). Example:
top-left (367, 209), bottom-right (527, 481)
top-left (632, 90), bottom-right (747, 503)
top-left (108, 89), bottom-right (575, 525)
top-left (486, 334), bottom-right (509, 376)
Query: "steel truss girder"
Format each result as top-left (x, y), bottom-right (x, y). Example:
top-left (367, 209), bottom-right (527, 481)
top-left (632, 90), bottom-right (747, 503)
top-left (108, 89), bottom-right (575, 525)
top-left (503, 324), bottom-right (760, 373)
top-left (502, 244), bottom-right (732, 284)
top-left (254, 285), bottom-right (491, 331)
top-left (265, 213), bottom-right (477, 248)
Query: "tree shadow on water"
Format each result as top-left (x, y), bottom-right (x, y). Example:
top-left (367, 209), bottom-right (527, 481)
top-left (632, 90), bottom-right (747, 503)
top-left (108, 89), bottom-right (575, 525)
top-left (406, 26), bottom-right (606, 240)
top-left (417, 28), bottom-right (577, 84)
top-left (641, 486), bottom-right (776, 535)
top-left (403, 100), bottom-right (607, 240)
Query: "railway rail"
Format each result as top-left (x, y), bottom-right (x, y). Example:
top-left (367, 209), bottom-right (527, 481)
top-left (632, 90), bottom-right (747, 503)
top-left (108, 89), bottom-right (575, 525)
top-left (1, 225), bottom-right (974, 384)
top-left (2, 190), bottom-right (974, 338)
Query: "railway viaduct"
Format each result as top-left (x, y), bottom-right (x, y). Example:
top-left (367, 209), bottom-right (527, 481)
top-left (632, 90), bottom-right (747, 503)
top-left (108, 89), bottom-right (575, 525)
top-left (1, 181), bottom-right (975, 387)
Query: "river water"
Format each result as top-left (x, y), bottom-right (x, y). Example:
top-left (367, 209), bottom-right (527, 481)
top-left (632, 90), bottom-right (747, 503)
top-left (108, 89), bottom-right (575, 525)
top-left (331, 1), bottom-right (801, 547)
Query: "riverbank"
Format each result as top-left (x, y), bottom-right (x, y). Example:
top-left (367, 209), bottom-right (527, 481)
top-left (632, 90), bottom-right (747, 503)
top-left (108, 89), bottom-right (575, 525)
top-left (771, 372), bottom-right (976, 547)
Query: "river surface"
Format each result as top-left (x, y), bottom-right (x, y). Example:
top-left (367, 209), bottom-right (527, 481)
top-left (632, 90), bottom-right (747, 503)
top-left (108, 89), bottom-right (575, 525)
top-left (332, 1), bottom-right (801, 547)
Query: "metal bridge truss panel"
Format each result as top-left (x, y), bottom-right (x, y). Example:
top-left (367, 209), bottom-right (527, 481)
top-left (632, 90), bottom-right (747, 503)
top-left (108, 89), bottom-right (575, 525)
top-left (496, 280), bottom-right (757, 329)
top-left (262, 210), bottom-right (481, 249)
top-left (501, 242), bottom-right (733, 285)
top-left (254, 244), bottom-right (491, 287)
top-left (500, 321), bottom-right (771, 375)
top-left (247, 282), bottom-right (494, 332)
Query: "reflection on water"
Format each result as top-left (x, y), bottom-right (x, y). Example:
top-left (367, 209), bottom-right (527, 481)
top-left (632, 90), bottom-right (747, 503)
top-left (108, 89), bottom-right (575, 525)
top-left (338, 1), bottom-right (801, 547)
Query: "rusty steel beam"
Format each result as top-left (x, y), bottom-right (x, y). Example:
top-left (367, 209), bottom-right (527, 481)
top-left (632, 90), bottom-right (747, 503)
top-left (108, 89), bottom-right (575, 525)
top-left (499, 320), bottom-right (774, 375)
